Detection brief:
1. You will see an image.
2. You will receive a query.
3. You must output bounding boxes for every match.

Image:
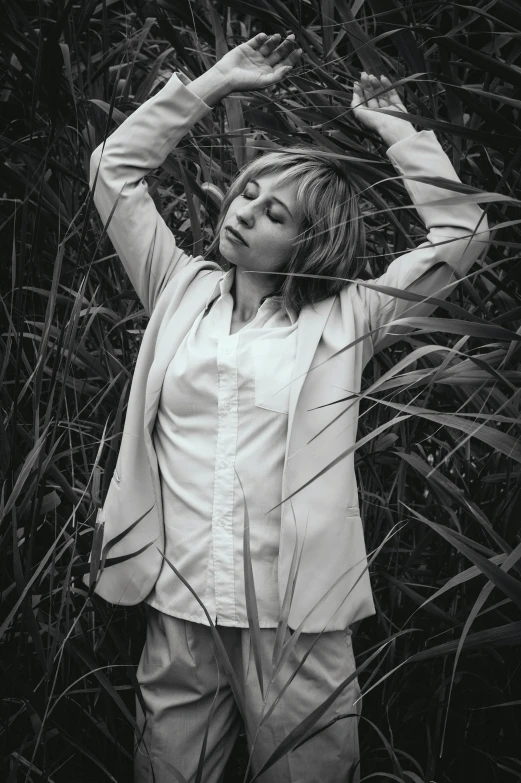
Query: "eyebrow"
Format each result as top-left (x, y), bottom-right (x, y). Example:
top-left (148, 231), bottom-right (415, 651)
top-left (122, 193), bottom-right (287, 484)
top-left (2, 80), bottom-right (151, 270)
top-left (249, 179), bottom-right (294, 219)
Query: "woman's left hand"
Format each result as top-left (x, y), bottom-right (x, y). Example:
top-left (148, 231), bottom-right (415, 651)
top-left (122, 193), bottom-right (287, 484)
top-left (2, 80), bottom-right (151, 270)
top-left (351, 73), bottom-right (416, 143)
top-left (213, 33), bottom-right (302, 94)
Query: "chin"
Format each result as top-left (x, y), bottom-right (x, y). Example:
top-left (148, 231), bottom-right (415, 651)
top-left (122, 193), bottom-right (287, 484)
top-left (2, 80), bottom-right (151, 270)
top-left (219, 234), bottom-right (246, 263)
top-left (217, 236), bottom-right (231, 261)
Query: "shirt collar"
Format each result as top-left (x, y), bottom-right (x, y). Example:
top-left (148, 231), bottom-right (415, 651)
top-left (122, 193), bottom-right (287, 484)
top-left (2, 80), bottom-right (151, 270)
top-left (204, 266), bottom-right (235, 313)
top-left (203, 265), bottom-right (297, 325)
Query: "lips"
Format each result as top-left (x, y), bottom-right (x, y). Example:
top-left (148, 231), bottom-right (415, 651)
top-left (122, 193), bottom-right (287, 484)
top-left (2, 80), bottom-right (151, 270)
top-left (225, 226), bottom-right (248, 246)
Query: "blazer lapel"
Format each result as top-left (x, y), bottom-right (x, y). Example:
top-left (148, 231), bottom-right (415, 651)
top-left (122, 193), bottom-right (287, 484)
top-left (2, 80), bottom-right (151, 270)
top-left (286, 295), bottom-right (335, 453)
top-left (144, 267), bottom-right (220, 434)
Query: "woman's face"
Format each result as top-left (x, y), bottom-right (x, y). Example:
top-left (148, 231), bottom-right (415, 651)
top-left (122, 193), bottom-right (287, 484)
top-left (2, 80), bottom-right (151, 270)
top-left (218, 172), bottom-right (301, 276)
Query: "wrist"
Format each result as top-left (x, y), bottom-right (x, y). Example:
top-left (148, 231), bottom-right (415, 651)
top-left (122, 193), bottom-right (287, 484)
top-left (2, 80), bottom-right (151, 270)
top-left (186, 68), bottom-right (231, 107)
top-left (378, 123), bottom-right (418, 148)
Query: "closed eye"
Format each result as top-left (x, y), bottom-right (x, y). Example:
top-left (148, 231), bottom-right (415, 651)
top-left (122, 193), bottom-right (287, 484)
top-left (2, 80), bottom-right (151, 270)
top-left (241, 193), bottom-right (282, 223)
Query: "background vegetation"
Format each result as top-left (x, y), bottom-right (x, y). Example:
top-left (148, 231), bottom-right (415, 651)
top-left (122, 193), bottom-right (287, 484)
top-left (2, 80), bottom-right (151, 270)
top-left (1, 0), bottom-right (520, 780)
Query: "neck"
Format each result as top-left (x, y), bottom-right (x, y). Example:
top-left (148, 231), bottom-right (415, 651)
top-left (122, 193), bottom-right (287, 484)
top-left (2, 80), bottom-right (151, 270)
top-left (231, 266), bottom-right (277, 321)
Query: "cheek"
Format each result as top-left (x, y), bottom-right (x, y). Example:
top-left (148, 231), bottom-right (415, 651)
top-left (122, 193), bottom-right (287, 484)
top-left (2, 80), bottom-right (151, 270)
top-left (271, 229), bottom-right (299, 260)
top-left (262, 224), bottom-right (295, 250)
top-left (267, 237), bottom-right (296, 269)
top-left (258, 234), bottom-right (288, 261)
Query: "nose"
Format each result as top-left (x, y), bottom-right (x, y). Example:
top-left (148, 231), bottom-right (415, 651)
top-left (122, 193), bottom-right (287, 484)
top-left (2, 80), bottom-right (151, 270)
top-left (235, 201), bottom-right (255, 227)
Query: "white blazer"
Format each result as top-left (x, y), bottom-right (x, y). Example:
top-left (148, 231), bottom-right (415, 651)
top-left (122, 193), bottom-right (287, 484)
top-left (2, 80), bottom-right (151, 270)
top-left (82, 73), bottom-right (489, 633)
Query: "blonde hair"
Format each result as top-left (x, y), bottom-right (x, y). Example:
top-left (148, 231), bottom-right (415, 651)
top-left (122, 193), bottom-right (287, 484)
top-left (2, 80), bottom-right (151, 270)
top-left (205, 145), bottom-right (366, 318)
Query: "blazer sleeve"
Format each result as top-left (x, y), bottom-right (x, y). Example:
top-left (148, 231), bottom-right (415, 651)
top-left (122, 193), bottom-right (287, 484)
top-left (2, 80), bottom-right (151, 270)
top-left (353, 129), bottom-right (490, 358)
top-left (89, 72), bottom-right (212, 316)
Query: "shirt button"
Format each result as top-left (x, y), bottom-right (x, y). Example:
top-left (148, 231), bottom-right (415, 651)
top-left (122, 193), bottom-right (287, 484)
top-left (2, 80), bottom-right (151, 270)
top-left (219, 517), bottom-right (227, 527)
top-left (220, 460), bottom-right (228, 468)
top-left (223, 348), bottom-right (231, 355)
top-left (224, 402), bottom-right (231, 409)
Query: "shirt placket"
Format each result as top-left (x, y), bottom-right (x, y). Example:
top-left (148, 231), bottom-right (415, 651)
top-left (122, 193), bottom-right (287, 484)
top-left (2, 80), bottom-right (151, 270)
top-left (212, 331), bottom-right (239, 622)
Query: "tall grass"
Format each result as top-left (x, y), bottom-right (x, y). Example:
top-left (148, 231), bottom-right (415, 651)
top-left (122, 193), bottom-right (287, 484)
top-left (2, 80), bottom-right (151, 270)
top-left (1, 0), bottom-right (520, 780)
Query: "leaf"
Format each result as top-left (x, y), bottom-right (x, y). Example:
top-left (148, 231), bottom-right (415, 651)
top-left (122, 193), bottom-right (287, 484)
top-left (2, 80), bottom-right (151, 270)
top-left (91, 504), bottom-right (157, 577)
top-left (265, 415), bottom-right (412, 514)
top-left (385, 315), bottom-right (521, 344)
top-left (89, 507), bottom-right (106, 589)
top-left (0, 424), bottom-right (52, 520)
top-left (178, 161), bottom-right (203, 257)
top-left (250, 631), bottom-right (411, 782)
top-left (321, 0), bottom-right (335, 63)
top-left (402, 505), bottom-right (521, 610)
top-left (158, 548), bottom-right (251, 743)
top-left (310, 391), bottom-right (521, 466)
top-left (395, 449), bottom-right (495, 532)
top-left (56, 727), bottom-right (119, 783)
top-left (262, 523), bottom-right (407, 726)
top-left (408, 621), bottom-right (521, 661)
top-left (436, 35), bottom-right (521, 90)
top-left (356, 108), bottom-right (521, 149)
top-left (382, 573), bottom-right (458, 627)
top-left (203, 0), bottom-right (246, 168)
top-left (87, 98), bottom-right (129, 125)
top-left (194, 663), bottom-right (221, 783)
top-left (272, 501), bottom-right (306, 672)
top-left (223, 96), bottom-right (247, 168)
top-left (0, 517), bottom-right (72, 641)
top-left (236, 468), bottom-right (264, 698)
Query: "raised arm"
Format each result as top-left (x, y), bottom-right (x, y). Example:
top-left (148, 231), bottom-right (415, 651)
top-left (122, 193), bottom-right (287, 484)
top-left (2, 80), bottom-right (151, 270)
top-left (347, 74), bottom-right (490, 357)
top-left (89, 73), bottom-right (216, 316)
top-left (89, 33), bottom-right (301, 316)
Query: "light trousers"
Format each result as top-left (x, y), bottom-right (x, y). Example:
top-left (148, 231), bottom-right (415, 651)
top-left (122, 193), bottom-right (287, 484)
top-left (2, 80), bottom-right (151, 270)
top-left (134, 606), bottom-right (361, 783)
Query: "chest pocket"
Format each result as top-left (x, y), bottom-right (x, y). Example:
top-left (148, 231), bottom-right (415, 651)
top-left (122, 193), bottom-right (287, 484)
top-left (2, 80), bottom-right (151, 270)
top-left (252, 340), bottom-right (296, 414)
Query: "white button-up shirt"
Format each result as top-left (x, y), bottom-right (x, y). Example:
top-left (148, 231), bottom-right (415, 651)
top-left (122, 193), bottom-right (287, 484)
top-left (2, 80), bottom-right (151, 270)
top-left (145, 266), bottom-right (299, 627)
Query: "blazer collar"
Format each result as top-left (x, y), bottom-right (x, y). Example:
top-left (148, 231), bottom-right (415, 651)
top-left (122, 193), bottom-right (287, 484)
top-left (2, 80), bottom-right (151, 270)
top-left (145, 270), bottom-right (335, 445)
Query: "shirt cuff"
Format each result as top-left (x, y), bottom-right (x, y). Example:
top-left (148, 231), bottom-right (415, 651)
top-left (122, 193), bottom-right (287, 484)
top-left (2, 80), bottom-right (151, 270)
top-left (172, 71), bottom-right (214, 112)
top-left (385, 128), bottom-right (435, 158)
top-left (174, 71), bottom-right (193, 88)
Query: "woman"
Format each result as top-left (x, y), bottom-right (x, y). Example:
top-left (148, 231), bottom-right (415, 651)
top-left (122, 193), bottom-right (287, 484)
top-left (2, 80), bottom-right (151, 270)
top-left (84, 32), bottom-right (489, 783)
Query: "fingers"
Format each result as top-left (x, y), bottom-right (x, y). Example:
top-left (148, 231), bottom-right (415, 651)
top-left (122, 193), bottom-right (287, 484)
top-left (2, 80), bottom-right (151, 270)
top-left (380, 74), bottom-right (406, 110)
top-left (351, 80), bottom-right (364, 109)
top-left (353, 72), bottom-right (406, 111)
top-left (248, 32), bottom-right (269, 51)
top-left (279, 47), bottom-right (303, 69)
top-left (258, 32), bottom-right (284, 57)
top-left (266, 34), bottom-right (300, 66)
top-left (368, 74), bottom-right (387, 107)
top-left (255, 32), bottom-right (300, 63)
top-left (247, 31), bottom-right (301, 60)
top-left (356, 72), bottom-right (381, 110)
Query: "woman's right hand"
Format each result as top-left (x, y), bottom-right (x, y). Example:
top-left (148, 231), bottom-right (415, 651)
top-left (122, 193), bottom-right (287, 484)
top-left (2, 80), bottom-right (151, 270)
top-left (213, 32), bottom-right (302, 94)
